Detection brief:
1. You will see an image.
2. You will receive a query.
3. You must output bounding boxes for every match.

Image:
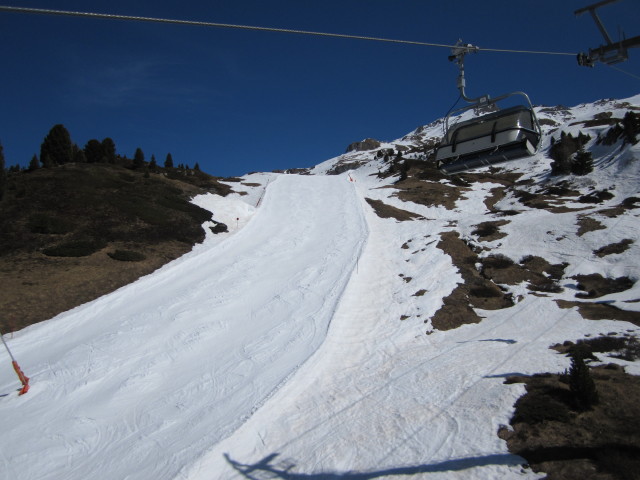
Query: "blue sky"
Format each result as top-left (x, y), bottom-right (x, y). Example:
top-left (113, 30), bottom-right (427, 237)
top-left (1, 0), bottom-right (639, 177)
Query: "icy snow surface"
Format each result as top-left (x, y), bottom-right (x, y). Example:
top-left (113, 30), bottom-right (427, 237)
top-left (1, 96), bottom-right (640, 479)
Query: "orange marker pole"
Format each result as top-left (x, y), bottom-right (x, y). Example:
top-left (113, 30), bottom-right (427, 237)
top-left (1, 331), bottom-right (29, 395)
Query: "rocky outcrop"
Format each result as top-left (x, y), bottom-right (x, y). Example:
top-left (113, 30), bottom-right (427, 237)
top-left (345, 138), bottom-right (381, 153)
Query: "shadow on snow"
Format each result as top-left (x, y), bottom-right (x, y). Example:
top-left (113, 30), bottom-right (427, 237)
top-left (224, 452), bottom-right (524, 479)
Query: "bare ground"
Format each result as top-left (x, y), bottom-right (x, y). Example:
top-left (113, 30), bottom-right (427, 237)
top-left (0, 241), bottom-right (192, 332)
top-left (501, 362), bottom-right (640, 480)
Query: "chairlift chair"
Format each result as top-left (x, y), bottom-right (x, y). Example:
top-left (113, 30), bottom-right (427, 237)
top-left (435, 41), bottom-right (542, 175)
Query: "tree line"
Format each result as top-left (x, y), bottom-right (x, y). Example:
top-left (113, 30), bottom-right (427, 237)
top-left (1, 123), bottom-right (200, 175)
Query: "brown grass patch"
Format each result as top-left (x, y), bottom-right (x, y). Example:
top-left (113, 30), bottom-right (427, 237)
top-left (576, 216), bottom-right (607, 237)
top-left (391, 178), bottom-right (468, 210)
top-left (555, 300), bottom-right (640, 326)
top-left (364, 198), bottom-right (422, 221)
top-left (501, 365), bottom-right (640, 480)
top-left (594, 239), bottom-right (634, 257)
top-left (0, 241), bottom-right (190, 332)
top-left (595, 197), bottom-right (640, 218)
top-left (573, 274), bottom-right (635, 299)
top-left (430, 232), bottom-right (513, 331)
top-left (479, 255), bottom-right (567, 293)
top-left (472, 220), bottom-right (510, 241)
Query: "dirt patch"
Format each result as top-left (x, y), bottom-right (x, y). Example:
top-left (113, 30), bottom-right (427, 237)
top-left (472, 220), bottom-right (510, 241)
top-left (0, 241), bottom-right (191, 332)
top-left (594, 239), bottom-right (634, 257)
top-left (430, 232), bottom-right (513, 331)
top-left (500, 364), bottom-right (640, 480)
top-left (555, 300), bottom-right (640, 326)
top-left (364, 198), bottom-right (422, 221)
top-left (513, 189), bottom-right (589, 214)
top-left (578, 190), bottom-right (615, 204)
top-left (542, 182), bottom-right (581, 198)
top-left (478, 254), bottom-right (567, 294)
top-left (552, 335), bottom-right (640, 362)
top-left (577, 216), bottom-right (607, 236)
top-left (391, 177), bottom-right (468, 210)
top-left (573, 274), bottom-right (635, 299)
top-left (520, 256), bottom-right (568, 280)
top-left (596, 197), bottom-right (640, 218)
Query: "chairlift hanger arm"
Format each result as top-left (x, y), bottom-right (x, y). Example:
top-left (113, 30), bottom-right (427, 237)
top-left (575, 0), bottom-right (620, 44)
top-left (448, 40), bottom-right (490, 105)
top-left (575, 0), bottom-right (639, 66)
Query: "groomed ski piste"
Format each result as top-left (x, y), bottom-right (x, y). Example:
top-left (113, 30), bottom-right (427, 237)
top-left (1, 95), bottom-right (640, 479)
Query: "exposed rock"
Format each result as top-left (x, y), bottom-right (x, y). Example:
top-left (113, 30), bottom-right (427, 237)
top-left (210, 221), bottom-right (228, 234)
top-left (345, 138), bottom-right (381, 153)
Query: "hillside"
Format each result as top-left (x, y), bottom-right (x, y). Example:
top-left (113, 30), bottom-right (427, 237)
top-left (1, 95), bottom-right (640, 480)
top-left (0, 162), bottom-right (232, 330)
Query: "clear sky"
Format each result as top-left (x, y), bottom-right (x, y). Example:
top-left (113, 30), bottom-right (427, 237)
top-left (1, 0), bottom-right (639, 177)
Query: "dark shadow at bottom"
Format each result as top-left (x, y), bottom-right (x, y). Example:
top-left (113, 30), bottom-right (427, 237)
top-left (224, 451), bottom-right (525, 479)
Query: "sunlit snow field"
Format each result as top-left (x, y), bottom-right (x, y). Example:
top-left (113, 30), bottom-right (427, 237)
top-left (1, 96), bottom-right (640, 479)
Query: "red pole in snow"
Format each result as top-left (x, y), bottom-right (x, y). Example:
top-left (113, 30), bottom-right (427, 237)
top-left (1, 331), bottom-right (29, 395)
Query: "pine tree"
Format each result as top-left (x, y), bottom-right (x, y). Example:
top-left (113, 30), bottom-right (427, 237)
top-left (73, 148), bottom-right (86, 164)
top-left (40, 124), bottom-right (73, 166)
top-left (101, 138), bottom-right (116, 164)
top-left (0, 141), bottom-right (6, 199)
top-left (164, 153), bottom-right (174, 169)
top-left (149, 154), bottom-right (157, 169)
top-left (569, 347), bottom-right (599, 410)
top-left (622, 111), bottom-right (640, 145)
top-left (193, 162), bottom-right (200, 171)
top-left (133, 148), bottom-right (145, 169)
top-left (84, 139), bottom-right (103, 163)
top-left (41, 153), bottom-right (53, 168)
top-left (571, 148), bottom-right (593, 175)
top-left (28, 154), bottom-right (40, 171)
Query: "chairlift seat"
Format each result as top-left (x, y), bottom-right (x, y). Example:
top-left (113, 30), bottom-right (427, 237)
top-left (435, 105), bottom-right (541, 174)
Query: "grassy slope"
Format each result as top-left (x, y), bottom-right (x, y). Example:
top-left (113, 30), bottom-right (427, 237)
top-left (0, 163), bottom-right (232, 331)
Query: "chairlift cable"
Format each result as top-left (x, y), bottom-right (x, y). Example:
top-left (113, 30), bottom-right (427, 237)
top-left (606, 63), bottom-right (640, 81)
top-left (0, 5), bottom-right (577, 57)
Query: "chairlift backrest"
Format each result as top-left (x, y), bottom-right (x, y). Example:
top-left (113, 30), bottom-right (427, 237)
top-left (435, 92), bottom-right (542, 174)
top-left (445, 105), bottom-right (537, 144)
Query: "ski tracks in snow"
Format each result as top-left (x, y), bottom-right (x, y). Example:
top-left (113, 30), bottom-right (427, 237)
top-left (185, 173), bottom-right (621, 480)
top-left (0, 175), bottom-right (367, 480)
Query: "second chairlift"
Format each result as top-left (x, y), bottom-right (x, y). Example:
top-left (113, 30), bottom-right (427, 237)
top-left (435, 41), bottom-right (543, 175)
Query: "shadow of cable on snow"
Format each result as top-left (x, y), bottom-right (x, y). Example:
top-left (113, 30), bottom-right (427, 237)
top-left (223, 452), bottom-right (525, 479)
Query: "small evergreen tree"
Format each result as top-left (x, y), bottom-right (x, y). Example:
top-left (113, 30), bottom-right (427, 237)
top-left (571, 148), bottom-right (593, 175)
top-left (84, 139), bottom-right (104, 163)
top-left (0, 141), bottom-right (6, 199)
top-left (133, 148), bottom-right (145, 169)
top-left (41, 153), bottom-right (53, 168)
top-left (73, 148), bottom-right (87, 164)
top-left (550, 131), bottom-right (591, 175)
top-left (101, 138), bottom-right (116, 163)
top-left (193, 162), bottom-right (200, 171)
top-left (40, 124), bottom-right (73, 165)
top-left (28, 154), bottom-right (40, 171)
top-left (622, 111), bottom-right (640, 145)
top-left (149, 154), bottom-right (157, 169)
top-left (569, 347), bottom-right (599, 410)
top-left (164, 153), bottom-right (174, 168)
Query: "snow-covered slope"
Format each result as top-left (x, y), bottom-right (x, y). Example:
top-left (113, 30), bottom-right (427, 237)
top-left (0, 175), bottom-right (366, 479)
top-left (1, 95), bottom-right (639, 480)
